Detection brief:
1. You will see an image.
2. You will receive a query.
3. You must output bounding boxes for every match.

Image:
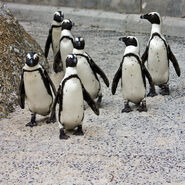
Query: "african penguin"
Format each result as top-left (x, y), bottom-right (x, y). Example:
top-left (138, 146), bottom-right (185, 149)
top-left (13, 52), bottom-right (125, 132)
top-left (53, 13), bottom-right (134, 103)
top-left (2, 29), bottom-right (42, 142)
top-left (19, 52), bottom-right (57, 127)
top-left (54, 19), bottom-right (74, 74)
top-left (50, 54), bottom-right (99, 139)
top-left (112, 36), bottom-right (155, 112)
top-left (73, 37), bottom-right (109, 107)
top-left (140, 12), bottom-right (181, 96)
top-left (45, 11), bottom-right (64, 63)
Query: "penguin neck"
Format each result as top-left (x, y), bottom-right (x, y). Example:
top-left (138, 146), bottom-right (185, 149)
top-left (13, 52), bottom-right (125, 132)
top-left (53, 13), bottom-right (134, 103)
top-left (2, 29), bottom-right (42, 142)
top-left (52, 20), bottom-right (62, 26)
top-left (61, 29), bottom-right (73, 38)
top-left (23, 64), bottom-right (40, 71)
top-left (151, 23), bottom-right (162, 35)
top-left (64, 67), bottom-right (77, 78)
top-left (73, 48), bottom-right (85, 55)
top-left (124, 46), bottom-right (139, 56)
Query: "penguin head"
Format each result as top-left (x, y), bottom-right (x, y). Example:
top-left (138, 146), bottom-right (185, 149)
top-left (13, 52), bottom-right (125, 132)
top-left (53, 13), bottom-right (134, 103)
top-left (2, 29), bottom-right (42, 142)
top-left (53, 11), bottom-right (64, 23)
top-left (140, 12), bottom-right (161, 24)
top-left (26, 52), bottom-right (39, 67)
top-left (73, 37), bottom-right (85, 50)
top-left (119, 36), bottom-right (138, 47)
top-left (66, 54), bottom-right (77, 68)
top-left (61, 19), bottom-right (74, 30)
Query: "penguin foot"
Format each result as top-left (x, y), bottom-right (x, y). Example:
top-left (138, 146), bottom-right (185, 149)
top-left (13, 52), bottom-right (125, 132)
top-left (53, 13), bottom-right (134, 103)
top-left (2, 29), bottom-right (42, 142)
top-left (160, 88), bottom-right (170, 96)
top-left (59, 129), bottom-right (70, 140)
top-left (137, 105), bottom-right (147, 112)
top-left (73, 125), bottom-right (84, 136)
top-left (147, 90), bottom-right (157, 97)
top-left (25, 121), bottom-right (37, 127)
top-left (121, 107), bottom-right (132, 113)
top-left (46, 114), bottom-right (56, 124)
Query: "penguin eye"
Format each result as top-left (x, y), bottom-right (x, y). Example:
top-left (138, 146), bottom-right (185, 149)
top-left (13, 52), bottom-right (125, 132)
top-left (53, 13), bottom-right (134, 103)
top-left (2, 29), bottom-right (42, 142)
top-left (80, 38), bottom-right (83, 41)
top-left (33, 54), bottom-right (38, 60)
top-left (27, 53), bottom-right (31, 59)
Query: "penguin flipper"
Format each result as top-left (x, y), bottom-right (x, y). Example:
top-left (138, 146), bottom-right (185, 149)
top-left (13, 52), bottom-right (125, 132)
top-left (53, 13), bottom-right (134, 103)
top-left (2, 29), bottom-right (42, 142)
top-left (53, 51), bottom-right (62, 73)
top-left (142, 65), bottom-right (156, 94)
top-left (168, 46), bottom-right (181, 77)
top-left (44, 28), bottom-right (52, 58)
top-left (18, 72), bottom-right (25, 109)
top-left (85, 52), bottom-right (109, 87)
top-left (111, 63), bottom-right (122, 95)
top-left (43, 67), bottom-right (57, 96)
top-left (82, 85), bottom-right (99, 116)
top-left (141, 46), bottom-right (149, 64)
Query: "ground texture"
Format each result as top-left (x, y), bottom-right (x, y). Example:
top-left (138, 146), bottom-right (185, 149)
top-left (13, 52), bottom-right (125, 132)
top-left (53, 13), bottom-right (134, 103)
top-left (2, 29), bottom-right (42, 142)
top-left (0, 4), bottom-right (185, 185)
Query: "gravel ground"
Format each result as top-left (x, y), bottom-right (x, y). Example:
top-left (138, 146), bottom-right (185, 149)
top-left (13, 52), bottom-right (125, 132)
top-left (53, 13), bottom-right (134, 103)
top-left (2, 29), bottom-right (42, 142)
top-left (0, 4), bottom-right (185, 185)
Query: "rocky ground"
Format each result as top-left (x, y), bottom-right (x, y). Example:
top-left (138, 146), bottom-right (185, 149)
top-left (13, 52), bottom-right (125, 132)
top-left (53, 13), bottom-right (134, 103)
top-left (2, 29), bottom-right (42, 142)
top-left (0, 3), bottom-right (185, 185)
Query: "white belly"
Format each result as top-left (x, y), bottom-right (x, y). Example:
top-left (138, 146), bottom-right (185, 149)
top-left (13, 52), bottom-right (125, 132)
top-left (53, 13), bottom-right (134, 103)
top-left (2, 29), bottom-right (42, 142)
top-left (77, 56), bottom-right (100, 99)
top-left (52, 28), bottom-right (61, 56)
top-left (60, 39), bottom-right (73, 72)
top-left (24, 71), bottom-right (52, 115)
top-left (60, 78), bottom-right (84, 130)
top-left (147, 37), bottom-right (169, 85)
top-left (122, 57), bottom-right (145, 104)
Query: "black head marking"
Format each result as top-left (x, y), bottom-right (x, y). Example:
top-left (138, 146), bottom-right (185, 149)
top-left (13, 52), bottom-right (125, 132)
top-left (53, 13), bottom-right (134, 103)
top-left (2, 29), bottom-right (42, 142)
top-left (53, 11), bottom-right (64, 23)
top-left (66, 54), bottom-right (77, 67)
top-left (119, 36), bottom-right (138, 47)
top-left (61, 19), bottom-right (74, 30)
top-left (140, 12), bottom-right (161, 24)
top-left (26, 52), bottom-right (39, 67)
top-left (73, 37), bottom-right (85, 49)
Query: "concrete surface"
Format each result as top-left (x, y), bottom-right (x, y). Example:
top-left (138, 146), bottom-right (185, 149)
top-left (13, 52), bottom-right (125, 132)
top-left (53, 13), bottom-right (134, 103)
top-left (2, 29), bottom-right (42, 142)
top-left (2, 0), bottom-right (185, 17)
top-left (5, 3), bottom-right (185, 38)
top-left (0, 3), bottom-right (185, 185)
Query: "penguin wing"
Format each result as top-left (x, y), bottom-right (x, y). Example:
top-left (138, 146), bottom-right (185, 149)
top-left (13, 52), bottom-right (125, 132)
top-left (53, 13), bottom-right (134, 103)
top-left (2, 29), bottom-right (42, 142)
top-left (43, 67), bottom-right (57, 96)
top-left (141, 46), bottom-right (149, 64)
top-left (111, 63), bottom-right (122, 95)
top-left (44, 28), bottom-right (52, 58)
top-left (85, 53), bottom-right (109, 87)
top-left (142, 64), bottom-right (155, 92)
top-left (53, 50), bottom-right (62, 73)
top-left (168, 46), bottom-right (181, 77)
top-left (18, 72), bottom-right (25, 109)
top-left (50, 85), bottom-right (61, 120)
top-left (82, 84), bottom-right (99, 116)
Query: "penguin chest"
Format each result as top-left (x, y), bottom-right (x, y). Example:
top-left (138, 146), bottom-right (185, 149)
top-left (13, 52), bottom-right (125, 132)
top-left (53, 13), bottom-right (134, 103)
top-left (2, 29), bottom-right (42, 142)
top-left (52, 28), bottom-right (61, 56)
top-left (147, 37), bottom-right (169, 85)
top-left (60, 39), bottom-right (73, 70)
top-left (61, 78), bottom-right (84, 129)
top-left (24, 71), bottom-right (52, 115)
top-left (77, 57), bottom-right (100, 99)
top-left (121, 57), bottom-right (145, 104)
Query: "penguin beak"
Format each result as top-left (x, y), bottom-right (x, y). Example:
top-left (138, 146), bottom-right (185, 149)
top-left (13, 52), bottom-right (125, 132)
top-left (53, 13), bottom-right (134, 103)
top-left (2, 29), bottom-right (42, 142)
top-left (72, 22), bottom-right (75, 26)
top-left (27, 59), bottom-right (34, 67)
top-left (140, 14), bottom-right (148, 20)
top-left (119, 37), bottom-right (128, 43)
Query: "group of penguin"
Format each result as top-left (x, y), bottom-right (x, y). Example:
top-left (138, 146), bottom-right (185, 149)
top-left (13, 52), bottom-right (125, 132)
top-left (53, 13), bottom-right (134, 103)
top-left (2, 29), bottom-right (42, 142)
top-left (18, 11), bottom-right (181, 140)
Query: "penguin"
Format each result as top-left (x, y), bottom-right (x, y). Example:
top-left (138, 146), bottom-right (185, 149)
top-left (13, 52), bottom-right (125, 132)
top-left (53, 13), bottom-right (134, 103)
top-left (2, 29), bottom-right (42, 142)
top-left (19, 52), bottom-right (57, 127)
top-left (44, 11), bottom-right (64, 62)
top-left (111, 36), bottom-right (155, 112)
top-left (140, 12), bottom-right (181, 96)
top-left (54, 19), bottom-right (74, 73)
top-left (50, 54), bottom-right (99, 139)
top-left (73, 37), bottom-right (109, 107)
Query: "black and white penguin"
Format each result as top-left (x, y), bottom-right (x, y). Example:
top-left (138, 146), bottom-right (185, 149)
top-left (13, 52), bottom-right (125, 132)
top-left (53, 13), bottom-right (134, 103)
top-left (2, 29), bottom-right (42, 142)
top-left (73, 37), bottom-right (109, 107)
top-left (112, 36), bottom-right (155, 112)
top-left (50, 54), bottom-right (99, 139)
top-left (44, 11), bottom-right (64, 60)
top-left (54, 19), bottom-right (74, 73)
top-left (140, 12), bottom-right (181, 96)
top-left (19, 52), bottom-right (57, 127)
